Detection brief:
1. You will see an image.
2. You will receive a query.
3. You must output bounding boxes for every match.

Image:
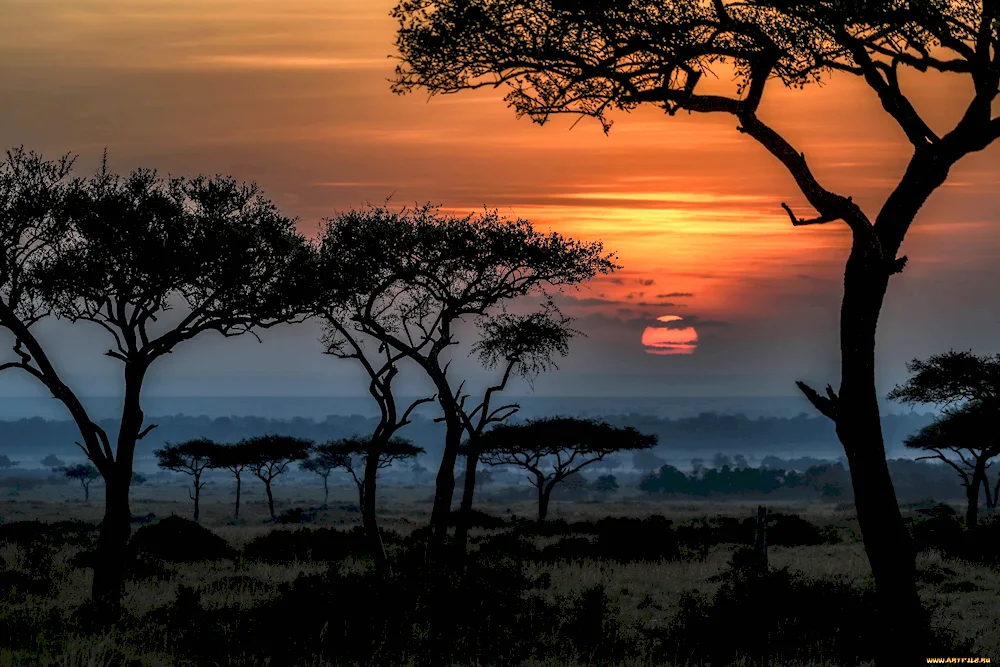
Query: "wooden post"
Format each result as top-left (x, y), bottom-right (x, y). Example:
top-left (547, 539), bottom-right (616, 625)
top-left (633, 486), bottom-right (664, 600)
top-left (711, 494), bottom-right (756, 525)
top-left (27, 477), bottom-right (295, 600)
top-left (754, 505), bottom-right (768, 574)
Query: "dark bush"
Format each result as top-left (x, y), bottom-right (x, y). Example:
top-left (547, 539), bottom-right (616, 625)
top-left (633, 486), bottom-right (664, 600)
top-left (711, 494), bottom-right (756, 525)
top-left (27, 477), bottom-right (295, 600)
top-left (473, 532), bottom-right (540, 561)
top-left (128, 516), bottom-right (237, 563)
top-left (241, 525), bottom-right (385, 564)
top-left (447, 508), bottom-right (509, 530)
top-left (0, 519), bottom-right (98, 549)
top-left (765, 513), bottom-right (839, 547)
top-left (0, 569), bottom-right (54, 598)
top-left (275, 507), bottom-right (317, 524)
top-left (911, 514), bottom-right (964, 556)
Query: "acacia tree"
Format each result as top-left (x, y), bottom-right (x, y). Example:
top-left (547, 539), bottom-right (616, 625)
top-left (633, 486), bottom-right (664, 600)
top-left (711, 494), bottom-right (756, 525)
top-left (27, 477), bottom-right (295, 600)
top-left (0, 454), bottom-right (18, 470)
top-left (316, 205), bottom-right (617, 557)
top-left (41, 454), bottom-right (64, 469)
top-left (208, 442), bottom-right (254, 521)
top-left (0, 149), bottom-right (316, 618)
top-left (479, 417), bottom-right (656, 520)
top-left (392, 4), bottom-right (1000, 659)
top-left (241, 435), bottom-right (313, 521)
top-left (62, 462), bottom-right (101, 502)
top-left (903, 400), bottom-right (1000, 528)
top-left (889, 350), bottom-right (1000, 519)
top-left (300, 448), bottom-right (340, 507)
top-left (154, 439), bottom-right (216, 520)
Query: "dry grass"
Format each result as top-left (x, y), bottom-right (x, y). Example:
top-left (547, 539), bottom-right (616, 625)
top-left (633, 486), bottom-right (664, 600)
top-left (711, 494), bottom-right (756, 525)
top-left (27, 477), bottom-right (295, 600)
top-left (1, 485), bottom-right (997, 666)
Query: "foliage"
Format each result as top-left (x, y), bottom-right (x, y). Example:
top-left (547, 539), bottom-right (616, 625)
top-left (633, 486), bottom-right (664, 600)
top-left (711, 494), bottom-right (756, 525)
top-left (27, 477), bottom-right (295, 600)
top-left (594, 473), bottom-right (619, 493)
top-left (0, 454), bottom-right (18, 469)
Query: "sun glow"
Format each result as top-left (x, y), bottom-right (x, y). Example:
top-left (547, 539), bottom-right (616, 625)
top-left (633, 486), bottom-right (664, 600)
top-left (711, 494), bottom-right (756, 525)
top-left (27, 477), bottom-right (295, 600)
top-left (642, 315), bottom-right (698, 355)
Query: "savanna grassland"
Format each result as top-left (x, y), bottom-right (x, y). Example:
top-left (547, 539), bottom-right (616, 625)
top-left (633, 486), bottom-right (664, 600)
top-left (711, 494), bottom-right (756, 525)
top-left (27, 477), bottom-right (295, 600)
top-left (1, 480), bottom-right (998, 667)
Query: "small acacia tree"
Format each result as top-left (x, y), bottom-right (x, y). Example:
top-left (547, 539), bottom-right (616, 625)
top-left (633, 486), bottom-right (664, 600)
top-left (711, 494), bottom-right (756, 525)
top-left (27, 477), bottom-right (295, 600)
top-left (0, 454), bottom-right (18, 470)
top-left (316, 204), bottom-right (617, 558)
top-left (890, 350), bottom-right (1000, 525)
top-left (480, 417), bottom-right (656, 520)
top-left (392, 3), bottom-right (1000, 659)
top-left (300, 448), bottom-right (339, 507)
top-left (154, 439), bottom-right (216, 520)
top-left (41, 454), bottom-right (64, 469)
top-left (903, 400), bottom-right (1000, 528)
top-left (240, 435), bottom-right (314, 521)
top-left (594, 474), bottom-right (619, 494)
top-left (62, 462), bottom-right (100, 502)
top-left (208, 442), bottom-right (254, 521)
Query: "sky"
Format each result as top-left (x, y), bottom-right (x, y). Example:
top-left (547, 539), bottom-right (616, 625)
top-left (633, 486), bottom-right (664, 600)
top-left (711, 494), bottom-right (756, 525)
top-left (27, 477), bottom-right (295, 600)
top-left (0, 0), bottom-right (998, 401)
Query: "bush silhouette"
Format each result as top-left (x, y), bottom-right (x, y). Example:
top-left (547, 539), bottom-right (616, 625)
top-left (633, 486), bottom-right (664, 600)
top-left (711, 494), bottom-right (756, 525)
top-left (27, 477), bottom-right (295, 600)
top-left (128, 515), bottom-right (237, 563)
top-left (447, 508), bottom-right (509, 530)
top-left (910, 513), bottom-right (965, 556)
top-left (240, 525), bottom-right (396, 564)
top-left (275, 506), bottom-right (318, 524)
top-left (765, 513), bottom-right (839, 547)
top-left (0, 519), bottom-right (98, 549)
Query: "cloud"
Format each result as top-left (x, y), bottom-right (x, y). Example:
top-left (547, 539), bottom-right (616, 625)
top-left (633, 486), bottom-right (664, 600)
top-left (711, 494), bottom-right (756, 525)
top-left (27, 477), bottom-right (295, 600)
top-left (647, 315), bottom-right (732, 330)
top-left (183, 55), bottom-right (390, 70)
top-left (636, 279), bottom-right (656, 286)
top-left (609, 278), bottom-right (625, 285)
top-left (658, 292), bottom-right (695, 298)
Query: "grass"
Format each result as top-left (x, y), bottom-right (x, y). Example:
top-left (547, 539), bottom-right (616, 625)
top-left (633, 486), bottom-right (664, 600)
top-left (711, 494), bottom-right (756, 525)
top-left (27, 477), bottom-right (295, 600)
top-left (0, 483), bottom-right (997, 666)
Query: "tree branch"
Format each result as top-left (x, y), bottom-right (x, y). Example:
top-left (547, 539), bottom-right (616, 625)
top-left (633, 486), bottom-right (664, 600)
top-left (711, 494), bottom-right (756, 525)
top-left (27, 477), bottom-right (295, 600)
top-left (796, 380), bottom-right (839, 422)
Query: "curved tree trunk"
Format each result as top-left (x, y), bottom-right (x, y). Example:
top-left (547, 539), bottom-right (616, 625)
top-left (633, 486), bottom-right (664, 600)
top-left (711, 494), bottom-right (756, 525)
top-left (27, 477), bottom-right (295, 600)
top-left (966, 459), bottom-right (988, 528)
top-left (834, 244), bottom-right (925, 665)
top-left (192, 475), bottom-right (202, 521)
top-left (362, 450), bottom-right (391, 576)
top-left (429, 413), bottom-right (463, 548)
top-left (537, 484), bottom-right (553, 521)
top-left (453, 449), bottom-right (480, 555)
top-left (322, 476), bottom-right (329, 507)
top-left (264, 481), bottom-right (276, 521)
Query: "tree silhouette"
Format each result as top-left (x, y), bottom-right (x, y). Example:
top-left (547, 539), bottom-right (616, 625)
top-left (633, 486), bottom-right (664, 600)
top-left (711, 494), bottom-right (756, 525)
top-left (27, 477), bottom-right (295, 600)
top-left (131, 472), bottom-right (146, 486)
top-left (299, 448), bottom-right (339, 507)
top-left (594, 473), bottom-right (619, 494)
top-left (315, 204), bottom-right (617, 557)
top-left (62, 462), bottom-right (100, 502)
top-left (0, 152), bottom-right (318, 619)
top-left (904, 400), bottom-right (1000, 528)
top-left (480, 417), bottom-right (656, 520)
top-left (240, 435), bottom-right (313, 521)
top-left (890, 349), bottom-right (1000, 520)
top-left (0, 454), bottom-right (18, 470)
top-left (392, 4), bottom-right (1000, 657)
top-left (313, 436), bottom-right (423, 571)
top-left (154, 439), bottom-right (216, 520)
top-left (41, 454), bottom-right (64, 470)
top-left (208, 442), bottom-right (254, 522)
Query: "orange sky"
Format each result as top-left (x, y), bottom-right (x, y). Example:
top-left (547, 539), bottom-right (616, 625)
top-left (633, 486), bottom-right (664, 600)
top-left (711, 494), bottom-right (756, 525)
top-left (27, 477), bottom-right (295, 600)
top-left (0, 0), bottom-right (998, 395)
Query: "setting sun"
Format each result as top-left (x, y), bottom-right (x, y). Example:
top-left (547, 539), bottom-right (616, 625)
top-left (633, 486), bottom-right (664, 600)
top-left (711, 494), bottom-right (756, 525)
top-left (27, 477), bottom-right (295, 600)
top-left (641, 315), bottom-right (698, 355)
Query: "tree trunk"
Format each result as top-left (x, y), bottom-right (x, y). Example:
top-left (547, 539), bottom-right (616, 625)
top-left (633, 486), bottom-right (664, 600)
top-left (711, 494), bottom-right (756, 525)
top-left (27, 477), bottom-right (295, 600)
top-left (322, 476), bottom-right (329, 506)
top-left (453, 448), bottom-right (480, 555)
top-left (429, 413), bottom-right (463, 546)
top-left (362, 449), bottom-right (391, 576)
top-left (234, 473), bottom-right (242, 520)
top-left (192, 474), bottom-right (202, 521)
top-left (967, 459), bottom-right (987, 529)
top-left (537, 484), bottom-right (552, 521)
top-left (92, 466), bottom-right (131, 618)
top-left (91, 363), bottom-right (145, 621)
top-left (265, 480), bottom-right (275, 521)
top-left (83, 481), bottom-right (90, 502)
top-left (833, 245), bottom-right (926, 665)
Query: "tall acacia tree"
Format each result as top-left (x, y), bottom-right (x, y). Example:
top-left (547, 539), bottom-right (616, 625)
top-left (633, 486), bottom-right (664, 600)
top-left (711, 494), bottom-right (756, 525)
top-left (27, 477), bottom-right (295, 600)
top-left (0, 149), bottom-right (317, 620)
top-left (391, 3), bottom-right (1000, 660)
top-left (316, 204), bottom-right (618, 556)
top-left (241, 435), bottom-right (314, 521)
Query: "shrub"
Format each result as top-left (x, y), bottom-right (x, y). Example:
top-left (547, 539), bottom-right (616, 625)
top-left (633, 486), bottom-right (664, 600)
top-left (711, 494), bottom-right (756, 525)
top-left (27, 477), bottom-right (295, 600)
top-left (241, 525), bottom-right (390, 564)
top-left (129, 515), bottom-right (237, 563)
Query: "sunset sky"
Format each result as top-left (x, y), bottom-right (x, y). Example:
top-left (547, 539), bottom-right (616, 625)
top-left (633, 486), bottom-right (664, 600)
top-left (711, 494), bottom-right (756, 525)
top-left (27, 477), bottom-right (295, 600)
top-left (0, 0), bottom-right (998, 400)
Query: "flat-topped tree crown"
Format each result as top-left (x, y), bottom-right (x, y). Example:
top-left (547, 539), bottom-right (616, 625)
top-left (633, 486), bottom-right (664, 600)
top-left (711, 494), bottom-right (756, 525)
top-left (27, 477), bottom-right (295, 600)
top-left (36, 161), bottom-right (318, 364)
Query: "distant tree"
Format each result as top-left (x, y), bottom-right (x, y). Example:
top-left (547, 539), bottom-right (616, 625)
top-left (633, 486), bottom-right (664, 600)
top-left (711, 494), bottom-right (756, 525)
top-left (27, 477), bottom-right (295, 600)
top-left (299, 449), bottom-right (338, 507)
top-left (594, 474), bottom-right (619, 494)
top-left (690, 458), bottom-right (705, 476)
top-left (154, 439), bottom-right (216, 521)
top-left (42, 454), bottom-right (65, 470)
top-left (240, 435), bottom-right (313, 521)
top-left (0, 148), bottom-right (317, 619)
top-left (63, 463), bottom-right (100, 502)
top-left (889, 349), bottom-right (1000, 523)
top-left (131, 472), bottom-right (146, 486)
top-left (0, 454), bottom-right (18, 470)
top-left (640, 464), bottom-right (692, 495)
top-left (208, 443), bottom-right (255, 521)
top-left (392, 4), bottom-right (1000, 657)
top-left (632, 450), bottom-right (666, 472)
top-left (713, 453), bottom-right (733, 470)
top-left (732, 454), bottom-right (750, 470)
top-left (903, 400), bottom-right (1000, 528)
top-left (315, 204), bottom-right (617, 559)
top-left (480, 417), bottom-right (656, 520)
top-left (455, 467), bottom-right (494, 492)
top-left (319, 437), bottom-right (424, 512)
